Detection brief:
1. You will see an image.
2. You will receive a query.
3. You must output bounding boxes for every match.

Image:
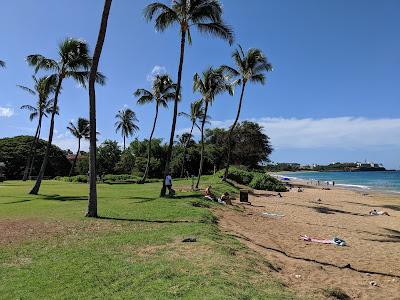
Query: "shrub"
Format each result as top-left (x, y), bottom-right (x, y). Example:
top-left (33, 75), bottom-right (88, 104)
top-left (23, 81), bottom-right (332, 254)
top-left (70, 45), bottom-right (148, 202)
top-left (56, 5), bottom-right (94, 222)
top-left (54, 175), bottom-right (88, 183)
top-left (249, 173), bottom-right (287, 192)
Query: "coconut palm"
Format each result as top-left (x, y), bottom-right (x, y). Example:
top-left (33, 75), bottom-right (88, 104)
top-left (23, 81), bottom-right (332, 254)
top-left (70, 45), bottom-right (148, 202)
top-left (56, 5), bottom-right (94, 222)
top-left (193, 67), bottom-right (234, 188)
top-left (135, 74), bottom-right (175, 183)
top-left (87, 0), bottom-right (112, 218)
top-left (221, 45), bottom-right (272, 180)
top-left (67, 118), bottom-right (90, 177)
top-left (115, 108), bottom-right (139, 150)
top-left (19, 75), bottom-right (57, 181)
top-left (27, 38), bottom-right (106, 195)
top-left (144, 0), bottom-right (234, 196)
top-left (178, 100), bottom-right (209, 178)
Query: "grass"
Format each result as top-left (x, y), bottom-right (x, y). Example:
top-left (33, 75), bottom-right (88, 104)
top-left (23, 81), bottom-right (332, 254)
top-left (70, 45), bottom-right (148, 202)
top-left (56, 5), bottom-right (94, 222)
top-left (0, 177), bottom-right (296, 299)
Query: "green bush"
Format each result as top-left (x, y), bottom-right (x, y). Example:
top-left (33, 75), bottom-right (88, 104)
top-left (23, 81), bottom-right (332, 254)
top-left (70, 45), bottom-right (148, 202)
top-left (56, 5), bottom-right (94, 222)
top-left (249, 173), bottom-right (287, 192)
top-left (220, 166), bottom-right (287, 192)
top-left (54, 175), bottom-right (88, 183)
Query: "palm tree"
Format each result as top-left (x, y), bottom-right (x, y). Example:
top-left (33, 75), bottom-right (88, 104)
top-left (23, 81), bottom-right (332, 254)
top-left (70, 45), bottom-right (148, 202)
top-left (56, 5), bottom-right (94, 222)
top-left (115, 108), bottom-right (139, 150)
top-left (27, 38), bottom-right (106, 195)
top-left (144, 0), bottom-right (234, 196)
top-left (19, 76), bottom-right (57, 181)
top-left (87, 0), bottom-right (112, 218)
top-left (67, 118), bottom-right (90, 177)
top-left (135, 74), bottom-right (175, 183)
top-left (193, 67), bottom-right (233, 188)
top-left (178, 100), bottom-right (209, 178)
top-left (221, 46), bottom-right (272, 180)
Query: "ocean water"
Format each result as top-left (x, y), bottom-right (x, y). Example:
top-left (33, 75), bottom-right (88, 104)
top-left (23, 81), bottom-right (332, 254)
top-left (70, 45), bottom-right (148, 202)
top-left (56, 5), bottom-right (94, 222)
top-left (277, 171), bottom-right (400, 194)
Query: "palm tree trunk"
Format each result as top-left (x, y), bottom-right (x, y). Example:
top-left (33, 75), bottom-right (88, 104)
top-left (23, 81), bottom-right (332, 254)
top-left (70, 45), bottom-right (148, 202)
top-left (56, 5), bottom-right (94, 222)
top-left (223, 81), bottom-right (246, 181)
top-left (69, 138), bottom-right (81, 177)
top-left (29, 79), bottom-right (63, 195)
top-left (86, 0), bottom-right (112, 218)
top-left (28, 119), bottom-right (42, 179)
top-left (141, 103), bottom-right (159, 183)
top-left (123, 136), bottom-right (126, 150)
top-left (22, 114), bottom-right (42, 181)
top-left (180, 122), bottom-right (195, 178)
top-left (196, 101), bottom-right (209, 189)
top-left (161, 29), bottom-right (186, 196)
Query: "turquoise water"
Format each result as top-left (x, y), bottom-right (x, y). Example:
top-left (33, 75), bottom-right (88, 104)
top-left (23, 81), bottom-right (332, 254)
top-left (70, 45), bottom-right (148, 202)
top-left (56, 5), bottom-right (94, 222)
top-left (277, 171), bottom-right (400, 193)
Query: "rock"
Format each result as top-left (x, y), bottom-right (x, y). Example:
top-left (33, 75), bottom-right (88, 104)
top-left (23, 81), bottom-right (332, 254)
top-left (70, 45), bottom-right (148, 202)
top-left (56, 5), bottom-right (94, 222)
top-left (294, 274), bottom-right (301, 279)
top-left (182, 237), bottom-right (197, 243)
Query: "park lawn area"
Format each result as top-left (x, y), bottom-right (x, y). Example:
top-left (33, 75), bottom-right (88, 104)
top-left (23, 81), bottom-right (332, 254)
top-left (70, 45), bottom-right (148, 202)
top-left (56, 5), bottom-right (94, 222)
top-left (0, 177), bottom-right (296, 299)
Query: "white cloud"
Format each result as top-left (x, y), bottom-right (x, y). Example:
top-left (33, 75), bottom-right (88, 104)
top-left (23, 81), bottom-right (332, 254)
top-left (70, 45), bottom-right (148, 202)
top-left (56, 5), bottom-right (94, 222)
top-left (209, 117), bottom-right (400, 150)
top-left (53, 137), bottom-right (90, 152)
top-left (0, 106), bottom-right (14, 117)
top-left (147, 65), bottom-right (167, 82)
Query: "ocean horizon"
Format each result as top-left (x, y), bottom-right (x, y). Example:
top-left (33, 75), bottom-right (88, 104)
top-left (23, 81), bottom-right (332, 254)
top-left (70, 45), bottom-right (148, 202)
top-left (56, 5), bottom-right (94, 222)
top-left (276, 171), bottom-right (400, 194)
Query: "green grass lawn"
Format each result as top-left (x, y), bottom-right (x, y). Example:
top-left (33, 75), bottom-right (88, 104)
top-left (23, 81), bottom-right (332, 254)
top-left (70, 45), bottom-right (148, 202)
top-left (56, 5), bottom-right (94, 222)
top-left (0, 177), bottom-right (296, 299)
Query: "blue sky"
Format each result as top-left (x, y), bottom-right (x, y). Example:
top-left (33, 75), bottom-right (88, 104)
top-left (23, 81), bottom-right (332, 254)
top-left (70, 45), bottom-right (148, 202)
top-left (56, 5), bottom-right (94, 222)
top-left (0, 0), bottom-right (399, 168)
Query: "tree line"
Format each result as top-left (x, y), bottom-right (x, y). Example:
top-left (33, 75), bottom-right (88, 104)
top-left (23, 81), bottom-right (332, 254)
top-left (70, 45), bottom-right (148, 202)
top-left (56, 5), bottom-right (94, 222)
top-left (1, 0), bottom-right (273, 218)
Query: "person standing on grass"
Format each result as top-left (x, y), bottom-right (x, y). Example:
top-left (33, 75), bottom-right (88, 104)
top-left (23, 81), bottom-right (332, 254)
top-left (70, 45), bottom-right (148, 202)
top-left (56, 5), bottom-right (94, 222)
top-left (165, 172), bottom-right (174, 196)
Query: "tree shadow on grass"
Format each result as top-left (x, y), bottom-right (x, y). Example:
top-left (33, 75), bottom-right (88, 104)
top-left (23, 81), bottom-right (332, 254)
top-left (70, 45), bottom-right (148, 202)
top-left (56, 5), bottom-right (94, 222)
top-left (0, 199), bottom-right (31, 204)
top-left (366, 228), bottom-right (400, 243)
top-left (97, 215), bottom-right (199, 224)
top-left (173, 194), bottom-right (202, 200)
top-left (41, 194), bottom-right (87, 201)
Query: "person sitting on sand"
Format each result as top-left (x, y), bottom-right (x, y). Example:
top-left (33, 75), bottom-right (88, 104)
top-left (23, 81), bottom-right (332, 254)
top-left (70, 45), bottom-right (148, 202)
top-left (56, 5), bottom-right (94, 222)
top-left (204, 185), bottom-right (216, 201)
top-left (219, 192), bottom-right (232, 205)
top-left (369, 209), bottom-right (390, 216)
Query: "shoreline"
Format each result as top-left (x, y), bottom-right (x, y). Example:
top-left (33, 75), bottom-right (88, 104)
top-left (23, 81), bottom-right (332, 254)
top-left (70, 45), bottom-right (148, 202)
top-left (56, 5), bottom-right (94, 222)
top-left (270, 172), bottom-right (400, 196)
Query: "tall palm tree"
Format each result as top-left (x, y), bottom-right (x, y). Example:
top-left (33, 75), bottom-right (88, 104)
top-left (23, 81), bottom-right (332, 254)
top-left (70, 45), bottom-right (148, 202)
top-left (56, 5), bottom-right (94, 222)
top-left (27, 38), bottom-right (106, 195)
top-left (178, 100), bottom-right (209, 178)
top-left (144, 0), bottom-right (234, 196)
top-left (19, 75), bottom-right (57, 181)
top-left (87, 0), bottom-right (112, 218)
top-left (135, 74), bottom-right (175, 183)
top-left (115, 108), bottom-right (139, 150)
top-left (221, 45), bottom-right (272, 180)
top-left (193, 67), bottom-right (233, 188)
top-left (67, 118), bottom-right (90, 177)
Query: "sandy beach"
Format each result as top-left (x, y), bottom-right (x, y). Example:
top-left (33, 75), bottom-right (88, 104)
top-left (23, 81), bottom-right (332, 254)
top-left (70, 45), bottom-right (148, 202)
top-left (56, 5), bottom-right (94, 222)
top-left (215, 181), bottom-right (400, 299)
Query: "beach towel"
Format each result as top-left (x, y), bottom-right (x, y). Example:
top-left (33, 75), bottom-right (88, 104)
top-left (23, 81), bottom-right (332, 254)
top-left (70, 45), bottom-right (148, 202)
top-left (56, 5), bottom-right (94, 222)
top-left (262, 212), bottom-right (285, 218)
top-left (300, 235), bottom-right (346, 246)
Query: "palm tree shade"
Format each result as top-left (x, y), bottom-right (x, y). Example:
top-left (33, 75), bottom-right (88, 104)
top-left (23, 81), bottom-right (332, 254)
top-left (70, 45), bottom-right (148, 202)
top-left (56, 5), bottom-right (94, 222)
top-left (67, 118), bottom-right (90, 177)
top-left (135, 74), bottom-right (175, 183)
top-left (28, 38), bottom-right (106, 195)
top-left (221, 45), bottom-right (272, 180)
top-left (115, 108), bottom-right (139, 150)
top-left (144, 0), bottom-right (234, 196)
top-left (193, 67), bottom-right (234, 188)
top-left (178, 100), bottom-right (208, 178)
top-left (19, 75), bottom-right (57, 181)
top-left (87, 0), bottom-right (112, 218)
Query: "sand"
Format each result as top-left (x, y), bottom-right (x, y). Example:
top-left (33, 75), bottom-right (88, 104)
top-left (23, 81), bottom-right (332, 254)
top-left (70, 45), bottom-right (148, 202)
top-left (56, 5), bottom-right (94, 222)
top-left (215, 183), bottom-right (400, 299)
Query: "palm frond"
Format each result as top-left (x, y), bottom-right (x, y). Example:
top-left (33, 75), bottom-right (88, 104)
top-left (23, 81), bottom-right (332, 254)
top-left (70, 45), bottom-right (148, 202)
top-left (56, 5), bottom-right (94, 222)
top-left (26, 55), bottom-right (58, 73)
top-left (20, 104), bottom-right (37, 112)
top-left (0, 60), bottom-right (5, 67)
top-left (196, 22), bottom-right (234, 45)
top-left (17, 85), bottom-right (36, 95)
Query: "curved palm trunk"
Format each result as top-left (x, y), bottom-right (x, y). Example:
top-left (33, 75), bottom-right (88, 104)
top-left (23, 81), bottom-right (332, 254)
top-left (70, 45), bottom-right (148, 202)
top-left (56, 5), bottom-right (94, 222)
top-left (161, 30), bottom-right (186, 196)
top-left (22, 113), bottom-right (42, 181)
top-left (180, 122), bottom-right (195, 178)
top-left (69, 138), bottom-right (81, 177)
top-left (141, 104), bottom-right (159, 183)
top-left (223, 81), bottom-right (246, 181)
top-left (29, 79), bottom-right (63, 194)
top-left (195, 101), bottom-right (209, 189)
top-left (28, 121), bottom-right (42, 179)
top-left (86, 0), bottom-right (112, 218)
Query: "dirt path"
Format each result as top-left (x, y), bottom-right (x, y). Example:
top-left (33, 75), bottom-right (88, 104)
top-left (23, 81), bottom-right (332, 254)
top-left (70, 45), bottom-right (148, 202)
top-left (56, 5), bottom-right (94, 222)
top-left (215, 187), bottom-right (400, 299)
